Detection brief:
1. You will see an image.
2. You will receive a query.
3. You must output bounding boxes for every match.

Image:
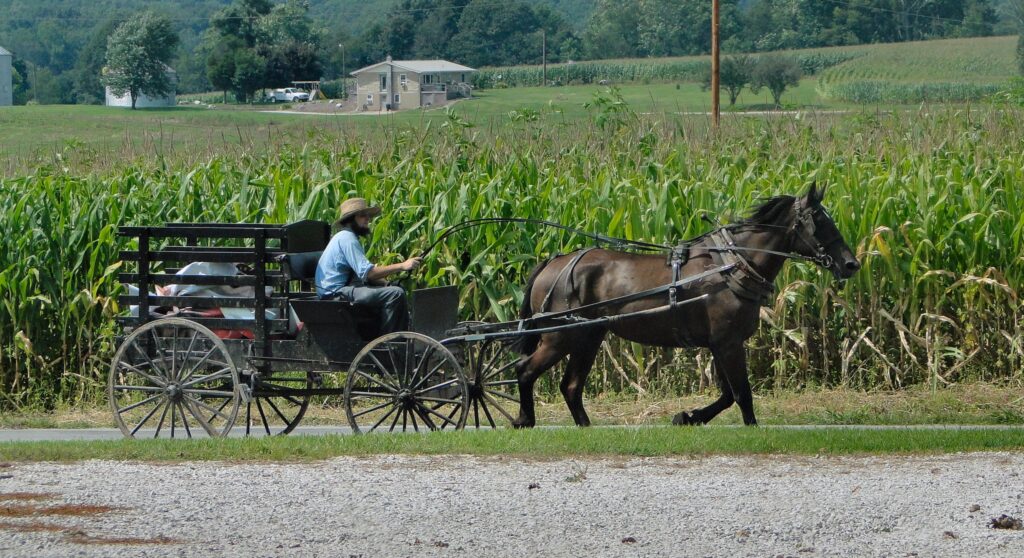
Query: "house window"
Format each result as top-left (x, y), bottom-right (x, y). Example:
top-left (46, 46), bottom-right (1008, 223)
top-left (366, 94), bottom-right (373, 105)
top-left (393, 94), bottom-right (400, 104)
top-left (422, 74), bottom-right (433, 85)
top-left (460, 73), bottom-right (466, 82)
top-left (379, 74), bottom-right (387, 91)
top-left (399, 74), bottom-right (407, 86)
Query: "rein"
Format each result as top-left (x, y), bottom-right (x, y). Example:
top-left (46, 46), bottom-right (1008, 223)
top-left (421, 214), bottom-right (835, 271)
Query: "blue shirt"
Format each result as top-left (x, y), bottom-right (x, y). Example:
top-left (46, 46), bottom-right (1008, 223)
top-left (315, 230), bottom-right (375, 298)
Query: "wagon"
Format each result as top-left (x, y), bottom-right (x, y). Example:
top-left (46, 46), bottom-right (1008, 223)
top-left (111, 219), bottom-right (723, 438)
top-left (112, 220), bottom-right (483, 438)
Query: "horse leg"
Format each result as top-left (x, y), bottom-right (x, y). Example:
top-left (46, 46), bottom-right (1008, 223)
top-left (560, 331), bottom-right (605, 427)
top-left (512, 338), bottom-right (567, 429)
top-left (672, 361), bottom-right (735, 425)
top-left (711, 343), bottom-right (757, 426)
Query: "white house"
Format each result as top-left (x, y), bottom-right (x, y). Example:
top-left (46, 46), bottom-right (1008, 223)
top-left (104, 64), bottom-right (177, 108)
top-left (0, 46), bottom-right (12, 106)
top-left (351, 57), bottom-right (476, 111)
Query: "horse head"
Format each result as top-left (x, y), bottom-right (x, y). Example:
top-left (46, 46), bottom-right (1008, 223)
top-left (790, 183), bottom-right (860, 280)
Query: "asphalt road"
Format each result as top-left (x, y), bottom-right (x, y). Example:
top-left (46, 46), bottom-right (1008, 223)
top-left (1, 424), bottom-right (1021, 442)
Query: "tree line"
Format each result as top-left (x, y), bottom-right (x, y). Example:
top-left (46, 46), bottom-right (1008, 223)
top-left (1, 0), bottom-right (1022, 105)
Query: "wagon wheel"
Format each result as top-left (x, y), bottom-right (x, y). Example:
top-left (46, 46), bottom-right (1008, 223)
top-left (108, 317), bottom-right (241, 438)
top-left (345, 332), bottom-right (468, 434)
top-left (446, 322), bottom-right (521, 429)
top-left (242, 371), bottom-right (313, 436)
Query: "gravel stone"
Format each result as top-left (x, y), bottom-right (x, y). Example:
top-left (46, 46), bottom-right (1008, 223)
top-left (0, 452), bottom-right (1022, 557)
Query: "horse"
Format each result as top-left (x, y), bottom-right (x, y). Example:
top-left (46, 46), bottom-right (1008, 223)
top-left (513, 184), bottom-right (860, 428)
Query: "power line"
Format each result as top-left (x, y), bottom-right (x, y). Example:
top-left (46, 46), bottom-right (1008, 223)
top-left (819, 0), bottom-right (979, 27)
top-left (0, 0), bottom-right (514, 24)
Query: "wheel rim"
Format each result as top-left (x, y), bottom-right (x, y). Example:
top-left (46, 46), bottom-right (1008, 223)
top-left (345, 332), bottom-right (468, 434)
top-left (244, 371), bottom-right (312, 436)
top-left (108, 317), bottom-right (240, 439)
top-left (447, 334), bottom-right (521, 429)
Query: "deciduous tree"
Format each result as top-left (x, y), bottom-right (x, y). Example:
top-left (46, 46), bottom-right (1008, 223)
top-left (750, 54), bottom-right (802, 107)
top-left (102, 12), bottom-right (179, 109)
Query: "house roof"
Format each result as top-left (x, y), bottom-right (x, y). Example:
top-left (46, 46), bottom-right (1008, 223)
top-left (351, 59), bottom-right (476, 76)
top-left (0, 46), bottom-right (11, 56)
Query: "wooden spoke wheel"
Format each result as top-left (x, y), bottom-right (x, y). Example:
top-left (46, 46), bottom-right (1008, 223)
top-left (108, 317), bottom-right (240, 438)
top-left (445, 323), bottom-right (521, 429)
top-left (345, 332), bottom-right (468, 434)
top-left (242, 371), bottom-right (313, 436)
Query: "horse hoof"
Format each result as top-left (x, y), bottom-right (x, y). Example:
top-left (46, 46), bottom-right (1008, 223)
top-left (672, 412), bottom-right (695, 426)
top-left (511, 420), bottom-right (534, 429)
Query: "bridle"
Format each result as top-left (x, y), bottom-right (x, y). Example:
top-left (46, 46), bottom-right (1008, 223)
top-left (715, 199), bottom-right (840, 272)
top-left (789, 199), bottom-right (843, 270)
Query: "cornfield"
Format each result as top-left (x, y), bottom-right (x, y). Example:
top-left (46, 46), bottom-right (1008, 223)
top-left (473, 51), bottom-right (859, 89)
top-left (0, 102), bottom-right (1022, 409)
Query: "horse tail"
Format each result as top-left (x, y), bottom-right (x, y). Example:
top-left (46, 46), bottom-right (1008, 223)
top-left (515, 257), bottom-right (554, 355)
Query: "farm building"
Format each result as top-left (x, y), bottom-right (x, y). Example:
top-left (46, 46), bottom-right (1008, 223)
top-left (104, 64), bottom-right (177, 108)
top-left (0, 45), bottom-right (12, 106)
top-left (351, 57), bottom-right (475, 111)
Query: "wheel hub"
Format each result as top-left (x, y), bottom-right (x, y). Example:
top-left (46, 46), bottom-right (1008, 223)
top-left (397, 389), bottom-right (415, 408)
top-left (165, 383), bottom-right (184, 402)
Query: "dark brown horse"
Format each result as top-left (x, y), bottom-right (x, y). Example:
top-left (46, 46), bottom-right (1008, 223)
top-left (513, 185), bottom-right (860, 427)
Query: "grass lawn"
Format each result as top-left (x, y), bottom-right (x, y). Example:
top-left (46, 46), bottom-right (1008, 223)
top-left (2, 425), bottom-right (1023, 462)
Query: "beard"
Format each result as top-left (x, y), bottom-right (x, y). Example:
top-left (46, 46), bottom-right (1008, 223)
top-left (350, 222), bottom-right (371, 237)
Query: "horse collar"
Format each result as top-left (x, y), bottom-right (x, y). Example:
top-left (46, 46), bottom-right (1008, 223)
top-left (708, 229), bottom-right (775, 304)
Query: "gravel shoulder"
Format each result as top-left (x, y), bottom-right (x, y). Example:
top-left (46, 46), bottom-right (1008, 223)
top-left (1, 452), bottom-right (1023, 557)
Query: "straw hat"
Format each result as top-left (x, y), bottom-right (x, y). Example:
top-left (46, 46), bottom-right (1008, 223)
top-left (336, 198), bottom-right (382, 224)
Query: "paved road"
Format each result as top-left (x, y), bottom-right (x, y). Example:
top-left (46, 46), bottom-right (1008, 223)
top-left (0, 426), bottom-right (355, 441)
top-left (1, 424), bottom-right (1021, 442)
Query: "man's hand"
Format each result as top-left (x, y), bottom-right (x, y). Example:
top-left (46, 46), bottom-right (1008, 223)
top-left (402, 257), bottom-right (423, 272)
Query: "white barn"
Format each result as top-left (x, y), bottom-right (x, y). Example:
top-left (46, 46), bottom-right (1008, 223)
top-left (104, 64), bottom-right (177, 108)
top-left (0, 46), bottom-right (12, 106)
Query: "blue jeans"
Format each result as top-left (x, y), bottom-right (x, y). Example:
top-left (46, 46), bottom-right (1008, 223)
top-left (331, 284), bottom-right (410, 334)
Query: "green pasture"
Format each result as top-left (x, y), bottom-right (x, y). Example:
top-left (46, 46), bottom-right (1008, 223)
top-left (2, 426), bottom-right (1023, 462)
top-left (2, 81), bottom-right (849, 176)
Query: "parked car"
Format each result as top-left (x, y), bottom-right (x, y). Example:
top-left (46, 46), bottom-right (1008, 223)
top-left (267, 88), bottom-right (310, 102)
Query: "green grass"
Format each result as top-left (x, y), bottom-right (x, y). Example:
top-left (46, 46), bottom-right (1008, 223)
top-left (0, 82), bottom-right (871, 175)
top-left (2, 426), bottom-right (1023, 462)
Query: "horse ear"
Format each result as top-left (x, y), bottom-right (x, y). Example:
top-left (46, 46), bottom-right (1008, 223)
top-left (806, 182), bottom-right (825, 205)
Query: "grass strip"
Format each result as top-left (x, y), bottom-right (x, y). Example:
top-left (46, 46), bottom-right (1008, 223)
top-left (2, 426), bottom-right (1023, 462)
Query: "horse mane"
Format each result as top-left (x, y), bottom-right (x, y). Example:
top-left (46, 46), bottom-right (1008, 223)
top-left (736, 195), bottom-right (797, 227)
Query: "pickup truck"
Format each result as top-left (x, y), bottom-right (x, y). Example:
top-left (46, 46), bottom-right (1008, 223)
top-left (267, 88), bottom-right (310, 102)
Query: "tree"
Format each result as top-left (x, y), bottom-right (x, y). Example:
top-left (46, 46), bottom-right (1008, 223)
top-left (211, 0), bottom-right (273, 48)
top-left (581, 0), bottom-right (643, 59)
top-left (11, 58), bottom-right (30, 105)
top-left (704, 54), bottom-right (755, 106)
top-left (102, 12), bottom-right (180, 109)
top-left (750, 54), bottom-right (802, 107)
top-left (450, 0), bottom-right (542, 67)
top-left (1004, 0), bottom-right (1024, 74)
top-left (73, 17), bottom-right (123, 105)
top-left (232, 49), bottom-right (266, 102)
top-left (206, 39), bottom-right (239, 103)
top-left (202, 0), bottom-right (323, 100)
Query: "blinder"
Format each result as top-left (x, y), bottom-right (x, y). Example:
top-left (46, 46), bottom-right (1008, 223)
top-left (791, 199), bottom-right (840, 270)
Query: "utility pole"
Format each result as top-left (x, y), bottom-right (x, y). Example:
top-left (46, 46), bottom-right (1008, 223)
top-left (711, 0), bottom-right (720, 128)
top-left (338, 43), bottom-right (347, 98)
top-left (542, 29), bottom-right (547, 87)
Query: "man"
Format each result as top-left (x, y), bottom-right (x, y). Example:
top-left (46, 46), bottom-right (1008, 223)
top-left (315, 198), bottom-right (422, 334)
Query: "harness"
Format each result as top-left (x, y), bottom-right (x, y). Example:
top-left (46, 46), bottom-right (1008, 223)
top-left (706, 228), bottom-right (776, 304)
